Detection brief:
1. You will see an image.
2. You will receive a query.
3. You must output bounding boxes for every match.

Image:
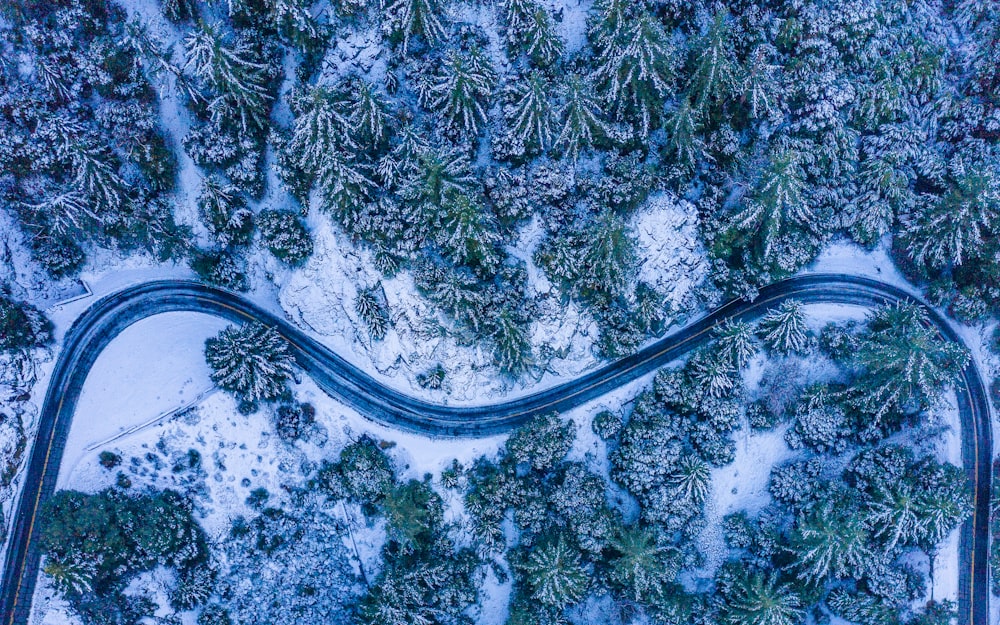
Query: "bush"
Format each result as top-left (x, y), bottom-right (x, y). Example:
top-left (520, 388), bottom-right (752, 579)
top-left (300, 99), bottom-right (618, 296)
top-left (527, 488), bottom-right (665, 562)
top-left (591, 410), bottom-right (623, 440)
top-left (98, 451), bottom-right (121, 469)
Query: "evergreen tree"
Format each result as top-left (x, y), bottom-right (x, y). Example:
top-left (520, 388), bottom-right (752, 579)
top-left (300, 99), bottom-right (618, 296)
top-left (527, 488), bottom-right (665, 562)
top-left (434, 192), bottom-right (501, 272)
top-left (348, 78), bottom-right (391, 150)
top-left (687, 350), bottom-right (738, 400)
top-left (904, 157), bottom-right (1000, 269)
top-left (720, 572), bottom-right (803, 625)
top-left (853, 303), bottom-right (968, 417)
top-left (0, 288), bottom-right (53, 353)
top-left (591, 11), bottom-right (674, 134)
top-left (757, 300), bottom-right (810, 355)
top-left (579, 210), bottom-right (636, 298)
top-left (492, 308), bottom-right (533, 376)
top-left (522, 535), bottom-right (590, 608)
top-left (419, 47), bottom-right (496, 137)
top-left (742, 45), bottom-right (781, 121)
top-left (502, 0), bottom-right (564, 66)
top-left (555, 74), bottom-right (607, 160)
top-left (383, 478), bottom-right (444, 551)
top-left (356, 284), bottom-right (390, 340)
top-left (204, 323), bottom-right (295, 403)
top-left (713, 319), bottom-right (758, 369)
top-left (43, 554), bottom-right (96, 596)
top-left (504, 71), bottom-right (555, 154)
top-left (687, 11), bottom-right (739, 112)
top-left (198, 176), bottom-right (253, 247)
top-left (729, 150), bottom-right (812, 265)
top-left (256, 210), bottom-right (313, 266)
top-left (668, 454), bottom-right (712, 503)
top-left (663, 98), bottom-right (704, 171)
top-left (607, 525), bottom-right (678, 602)
top-left (506, 412), bottom-right (574, 473)
top-left (287, 86), bottom-right (355, 178)
top-left (383, 0), bottom-right (447, 54)
top-left (183, 22), bottom-right (273, 132)
top-left (790, 499), bottom-right (873, 583)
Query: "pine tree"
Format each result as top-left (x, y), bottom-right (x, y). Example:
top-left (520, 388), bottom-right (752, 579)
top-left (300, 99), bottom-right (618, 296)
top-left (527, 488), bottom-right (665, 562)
top-left (668, 454), bottom-right (711, 503)
top-left (714, 319), bottom-right (758, 369)
top-left (757, 300), bottom-right (810, 355)
top-left (317, 148), bottom-right (377, 224)
top-left (0, 288), bottom-right (53, 353)
top-left (502, 0), bottom-right (564, 66)
top-left (198, 176), bottom-right (253, 247)
top-left (904, 157), bottom-right (1000, 269)
top-left (287, 86), bottom-right (355, 177)
top-left (398, 143), bottom-right (475, 211)
top-left (663, 98), bottom-right (704, 171)
top-left (523, 535), bottom-right (590, 608)
top-left (555, 74), bottom-right (607, 160)
top-left (591, 11), bottom-right (674, 134)
top-left (204, 322), bottom-right (295, 402)
top-left (687, 350), bottom-right (738, 399)
top-left (348, 78), bottom-right (391, 150)
top-left (729, 150), bottom-right (812, 265)
top-left (687, 11), bottom-right (739, 112)
top-left (355, 284), bottom-right (390, 340)
top-left (435, 192), bottom-right (501, 272)
top-left (742, 45), bottom-right (780, 121)
top-left (183, 22), bottom-right (273, 132)
top-left (504, 71), bottom-right (555, 154)
top-left (419, 47), bottom-right (496, 136)
top-left (383, 0), bottom-right (447, 54)
top-left (580, 210), bottom-right (637, 298)
top-left (257, 210), bottom-right (313, 266)
top-left (492, 308), bottom-right (533, 376)
top-left (720, 572), bottom-right (803, 625)
top-left (383, 479), bottom-right (444, 551)
top-left (790, 500), bottom-right (873, 583)
top-left (506, 412), bottom-right (574, 472)
top-left (43, 554), bottom-right (95, 596)
top-left (608, 525), bottom-right (678, 602)
top-left (866, 480), bottom-right (924, 551)
top-left (853, 303), bottom-right (968, 417)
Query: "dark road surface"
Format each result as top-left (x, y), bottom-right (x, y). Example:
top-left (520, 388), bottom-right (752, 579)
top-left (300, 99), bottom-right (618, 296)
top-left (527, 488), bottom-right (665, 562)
top-left (0, 274), bottom-right (991, 624)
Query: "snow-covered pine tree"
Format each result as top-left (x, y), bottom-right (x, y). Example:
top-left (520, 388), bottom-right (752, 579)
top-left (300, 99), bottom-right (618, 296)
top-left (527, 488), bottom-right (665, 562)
top-left (713, 319), bottom-right (758, 369)
top-left (418, 46), bottom-right (496, 137)
top-left (742, 44), bottom-right (781, 121)
top-left (502, 0), bottom-right (563, 67)
top-left (382, 0), bottom-right (447, 55)
top-left (503, 71), bottom-right (555, 155)
top-left (287, 86), bottom-right (355, 178)
top-left (687, 349), bottom-right (738, 399)
top-left (607, 525), bottom-right (678, 603)
top-left (197, 176), bottom-right (253, 247)
top-left (757, 300), bottom-right (810, 355)
top-left (789, 500), bottom-right (873, 583)
top-left (435, 192), bottom-right (501, 272)
top-left (590, 10), bottom-right (674, 135)
top-left (687, 11), bottom-right (739, 113)
top-left (42, 554), bottom-right (95, 596)
top-left (729, 149), bottom-right (811, 265)
top-left (522, 535), bottom-right (590, 608)
top-left (491, 308), bottom-right (532, 376)
top-left (668, 454), bottom-right (711, 503)
top-left (853, 303), bottom-right (968, 418)
top-left (204, 322), bottom-right (295, 403)
top-left (355, 284), bottom-right (390, 340)
top-left (257, 210), bottom-right (314, 266)
top-left (555, 74), bottom-right (607, 160)
top-left (662, 97), bottom-right (704, 171)
top-left (904, 156), bottom-right (1000, 270)
top-left (719, 572), bottom-right (803, 625)
top-left (579, 210), bottom-right (636, 298)
top-left (183, 22), bottom-right (274, 132)
top-left (348, 78), bottom-right (391, 151)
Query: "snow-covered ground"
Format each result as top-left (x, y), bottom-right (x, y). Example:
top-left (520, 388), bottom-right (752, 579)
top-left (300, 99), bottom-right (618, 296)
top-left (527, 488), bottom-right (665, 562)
top-left (278, 191), bottom-right (707, 403)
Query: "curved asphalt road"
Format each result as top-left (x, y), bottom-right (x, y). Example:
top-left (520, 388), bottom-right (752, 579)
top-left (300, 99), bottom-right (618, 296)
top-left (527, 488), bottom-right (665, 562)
top-left (0, 274), bottom-right (991, 624)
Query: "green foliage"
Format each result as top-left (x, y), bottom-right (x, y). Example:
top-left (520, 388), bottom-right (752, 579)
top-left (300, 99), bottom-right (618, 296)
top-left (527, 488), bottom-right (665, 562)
top-left (204, 322), bottom-right (295, 403)
top-left (257, 210), bottom-right (313, 266)
top-left (756, 300), bottom-right (810, 355)
top-left (520, 534), bottom-right (589, 608)
top-left (321, 435), bottom-right (396, 505)
top-left (505, 412), bottom-right (575, 473)
top-left (0, 288), bottom-right (52, 353)
top-left (852, 303), bottom-right (968, 420)
top-left (607, 524), bottom-right (679, 603)
top-left (40, 489), bottom-right (207, 599)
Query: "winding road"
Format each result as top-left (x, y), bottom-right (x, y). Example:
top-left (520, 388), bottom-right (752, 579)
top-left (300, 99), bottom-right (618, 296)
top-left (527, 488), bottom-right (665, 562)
top-left (0, 274), bottom-right (992, 624)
